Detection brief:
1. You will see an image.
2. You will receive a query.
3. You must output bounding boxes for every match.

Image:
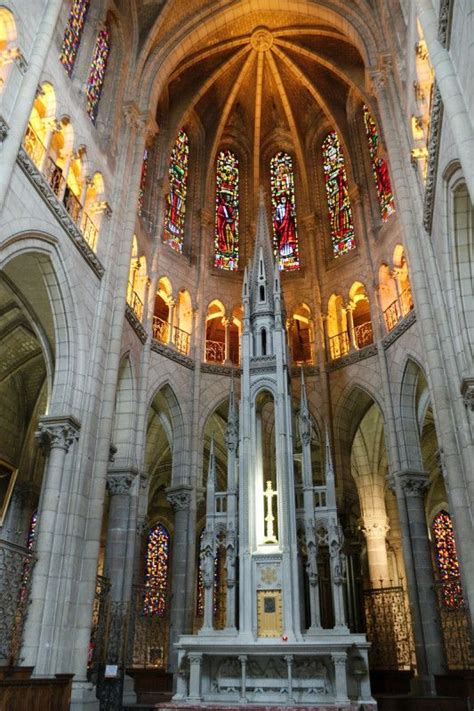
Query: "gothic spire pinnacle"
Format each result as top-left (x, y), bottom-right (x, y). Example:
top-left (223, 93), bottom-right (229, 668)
top-left (250, 186), bottom-right (276, 294)
top-left (206, 437), bottom-right (216, 516)
top-left (325, 426), bottom-right (337, 509)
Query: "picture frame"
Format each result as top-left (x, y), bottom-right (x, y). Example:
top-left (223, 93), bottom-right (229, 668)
top-left (0, 459), bottom-right (18, 526)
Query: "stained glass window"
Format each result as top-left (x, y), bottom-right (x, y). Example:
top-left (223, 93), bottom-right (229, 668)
top-left (363, 106), bottom-right (395, 221)
top-left (86, 26), bottom-right (110, 124)
top-left (214, 150), bottom-right (239, 270)
top-left (321, 131), bottom-right (356, 257)
top-left (432, 510), bottom-right (463, 608)
top-left (137, 148), bottom-right (149, 215)
top-left (144, 522), bottom-right (170, 616)
top-left (60, 0), bottom-right (90, 77)
top-left (270, 152), bottom-right (300, 271)
top-left (163, 129), bottom-right (189, 253)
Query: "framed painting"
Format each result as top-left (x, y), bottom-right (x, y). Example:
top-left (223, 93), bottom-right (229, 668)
top-left (0, 459), bottom-right (18, 526)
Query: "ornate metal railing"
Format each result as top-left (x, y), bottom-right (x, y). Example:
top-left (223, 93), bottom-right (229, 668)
top-left (354, 321), bottom-right (374, 349)
top-left (0, 539), bottom-right (37, 665)
top-left (434, 578), bottom-right (474, 670)
top-left (152, 316), bottom-right (169, 344)
top-left (205, 339), bottom-right (225, 363)
top-left (23, 124), bottom-right (46, 168)
top-left (329, 331), bottom-right (350, 360)
top-left (384, 289), bottom-right (414, 332)
top-left (363, 582), bottom-right (415, 670)
top-left (87, 574), bottom-right (111, 684)
top-left (173, 326), bottom-right (190, 355)
top-left (399, 287), bottom-right (414, 317)
top-left (43, 156), bottom-right (65, 197)
top-left (126, 284), bottom-right (144, 322)
top-left (63, 187), bottom-right (82, 225)
top-left (80, 212), bottom-right (98, 251)
top-left (127, 585), bottom-right (170, 669)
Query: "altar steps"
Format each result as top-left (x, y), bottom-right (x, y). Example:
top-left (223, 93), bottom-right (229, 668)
top-left (123, 697), bottom-right (468, 711)
top-left (376, 695), bottom-right (468, 711)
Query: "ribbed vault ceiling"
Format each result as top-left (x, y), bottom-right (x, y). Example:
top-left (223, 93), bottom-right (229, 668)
top-left (161, 17), bottom-right (367, 194)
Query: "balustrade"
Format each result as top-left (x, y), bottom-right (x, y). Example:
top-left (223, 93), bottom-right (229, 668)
top-left (206, 339), bottom-right (225, 363)
top-left (80, 212), bottom-right (99, 251)
top-left (173, 326), bottom-right (190, 355)
top-left (399, 287), bottom-right (414, 317)
top-left (329, 331), bottom-right (349, 360)
top-left (127, 284), bottom-right (144, 322)
top-left (43, 156), bottom-right (65, 197)
top-left (152, 316), bottom-right (169, 345)
top-left (383, 298), bottom-right (402, 331)
top-left (354, 321), bottom-right (374, 349)
top-left (63, 186), bottom-right (82, 225)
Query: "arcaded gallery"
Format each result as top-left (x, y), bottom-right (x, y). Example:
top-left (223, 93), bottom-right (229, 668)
top-left (0, 1), bottom-right (472, 709)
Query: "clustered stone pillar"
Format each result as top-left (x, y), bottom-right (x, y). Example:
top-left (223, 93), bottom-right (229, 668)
top-left (21, 415), bottom-right (80, 674)
top-left (99, 468), bottom-right (138, 710)
top-left (166, 485), bottom-right (192, 671)
top-left (399, 469), bottom-right (445, 690)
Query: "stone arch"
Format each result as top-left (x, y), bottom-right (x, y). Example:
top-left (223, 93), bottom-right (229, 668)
top-left (398, 357), bottom-right (429, 471)
top-left (0, 239), bottom-right (81, 413)
top-left (111, 354), bottom-right (136, 468)
top-left (147, 382), bottom-right (188, 490)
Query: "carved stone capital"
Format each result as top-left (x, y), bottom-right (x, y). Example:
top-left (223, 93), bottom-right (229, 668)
top-left (35, 415), bottom-right (81, 452)
top-left (106, 470), bottom-right (137, 495)
top-left (166, 484), bottom-right (192, 511)
top-left (461, 377), bottom-right (474, 411)
top-left (361, 516), bottom-right (390, 539)
top-left (398, 470), bottom-right (430, 497)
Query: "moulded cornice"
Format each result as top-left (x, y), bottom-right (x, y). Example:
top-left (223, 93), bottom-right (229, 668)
top-left (125, 304), bottom-right (148, 343)
top-left (16, 149), bottom-right (105, 278)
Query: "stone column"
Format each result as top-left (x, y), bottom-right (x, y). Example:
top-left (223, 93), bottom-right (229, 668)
top-left (399, 470), bottom-right (445, 689)
top-left (223, 317), bottom-right (231, 364)
top-left (361, 517), bottom-right (391, 585)
top-left (21, 415), bottom-right (80, 672)
top-left (166, 485), bottom-right (192, 671)
top-left (38, 118), bottom-right (60, 172)
top-left (104, 470), bottom-right (137, 601)
top-left (345, 303), bottom-right (357, 351)
top-left (0, 0), bottom-right (64, 209)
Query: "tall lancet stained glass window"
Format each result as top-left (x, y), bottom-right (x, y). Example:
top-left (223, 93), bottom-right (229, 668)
top-left (363, 105), bottom-right (395, 221)
top-left (60, 0), bottom-right (90, 76)
top-left (137, 148), bottom-right (149, 216)
top-left (270, 152), bottom-right (300, 270)
top-left (163, 129), bottom-right (189, 253)
top-left (144, 522), bottom-right (170, 616)
top-left (432, 510), bottom-right (463, 608)
top-left (214, 150), bottom-right (239, 270)
top-left (86, 26), bottom-right (110, 123)
top-left (322, 131), bottom-right (356, 257)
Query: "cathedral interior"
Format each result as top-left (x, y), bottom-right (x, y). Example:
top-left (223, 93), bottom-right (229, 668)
top-left (0, 0), bottom-right (473, 710)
